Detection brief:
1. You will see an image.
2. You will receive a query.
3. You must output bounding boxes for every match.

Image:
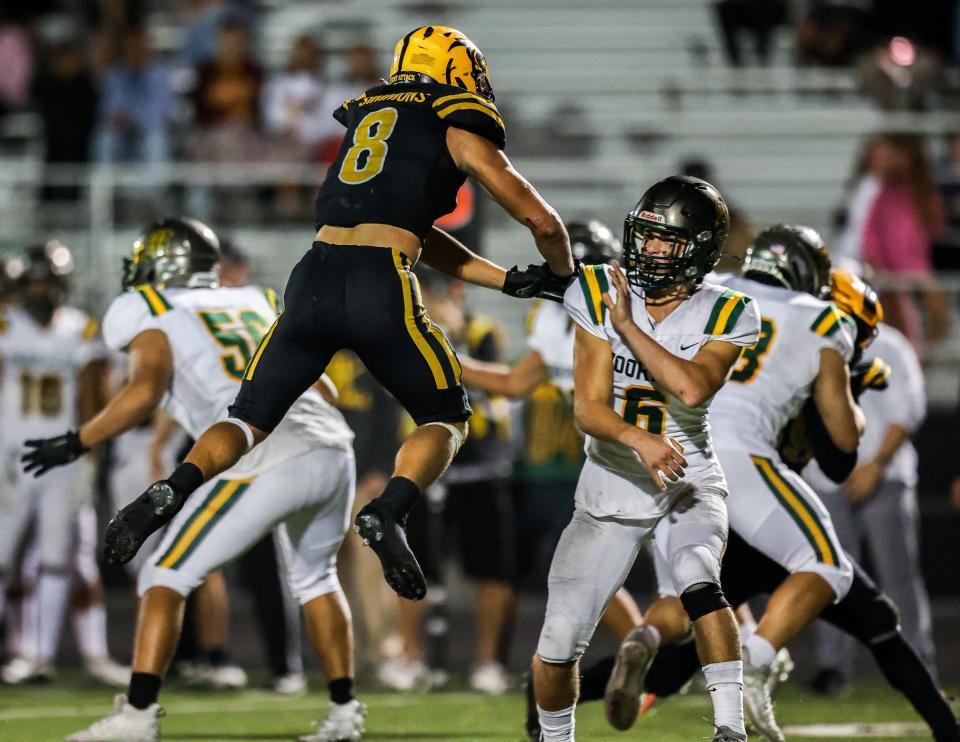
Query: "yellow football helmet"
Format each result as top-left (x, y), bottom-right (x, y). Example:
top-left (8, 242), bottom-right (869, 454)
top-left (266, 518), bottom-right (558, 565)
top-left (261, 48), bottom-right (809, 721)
top-left (389, 26), bottom-right (494, 101)
top-left (831, 268), bottom-right (883, 351)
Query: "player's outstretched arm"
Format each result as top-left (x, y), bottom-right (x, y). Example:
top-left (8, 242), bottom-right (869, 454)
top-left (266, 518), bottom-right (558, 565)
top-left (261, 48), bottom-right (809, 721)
top-left (78, 330), bottom-right (173, 448)
top-left (421, 227), bottom-right (507, 289)
top-left (445, 127), bottom-right (574, 278)
top-left (813, 348), bottom-right (865, 454)
top-left (459, 350), bottom-right (549, 399)
top-left (572, 326), bottom-right (686, 491)
top-left (21, 330), bottom-right (173, 477)
top-left (602, 264), bottom-right (741, 408)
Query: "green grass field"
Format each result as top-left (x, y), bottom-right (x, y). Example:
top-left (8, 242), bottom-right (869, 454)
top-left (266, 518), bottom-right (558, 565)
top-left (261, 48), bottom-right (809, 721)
top-left (0, 673), bottom-right (953, 741)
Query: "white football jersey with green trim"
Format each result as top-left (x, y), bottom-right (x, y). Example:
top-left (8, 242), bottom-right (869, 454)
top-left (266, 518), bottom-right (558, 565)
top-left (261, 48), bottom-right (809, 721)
top-left (710, 275), bottom-right (856, 455)
top-left (102, 284), bottom-right (353, 477)
top-left (563, 265), bottom-right (760, 518)
top-left (526, 299), bottom-right (575, 396)
top-left (0, 305), bottom-right (105, 456)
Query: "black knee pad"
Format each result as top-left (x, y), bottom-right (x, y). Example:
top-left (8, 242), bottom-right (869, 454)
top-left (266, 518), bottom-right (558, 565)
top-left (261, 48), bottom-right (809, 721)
top-left (680, 582), bottom-right (730, 622)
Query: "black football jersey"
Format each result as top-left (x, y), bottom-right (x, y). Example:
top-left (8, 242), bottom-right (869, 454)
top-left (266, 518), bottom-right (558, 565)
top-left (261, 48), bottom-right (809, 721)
top-left (314, 82), bottom-right (506, 240)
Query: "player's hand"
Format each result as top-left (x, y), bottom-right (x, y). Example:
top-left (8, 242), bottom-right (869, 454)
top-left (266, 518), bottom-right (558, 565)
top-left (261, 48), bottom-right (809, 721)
top-left (842, 460), bottom-right (884, 504)
top-left (21, 431), bottom-right (88, 477)
top-left (502, 260), bottom-right (580, 303)
top-left (602, 262), bottom-right (635, 333)
top-left (849, 357), bottom-right (891, 399)
top-left (625, 429), bottom-right (687, 491)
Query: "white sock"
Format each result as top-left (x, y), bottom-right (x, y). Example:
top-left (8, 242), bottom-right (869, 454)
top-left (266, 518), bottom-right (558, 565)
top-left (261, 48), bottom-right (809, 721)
top-left (737, 616), bottom-right (757, 643)
top-left (703, 660), bottom-right (745, 735)
top-left (537, 704), bottom-right (576, 741)
top-left (73, 603), bottom-right (109, 661)
top-left (744, 633), bottom-right (777, 669)
top-left (36, 573), bottom-right (70, 663)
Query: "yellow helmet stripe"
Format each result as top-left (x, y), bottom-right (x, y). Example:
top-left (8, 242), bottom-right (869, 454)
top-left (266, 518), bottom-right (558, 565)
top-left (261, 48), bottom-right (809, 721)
top-left (435, 101), bottom-right (504, 131)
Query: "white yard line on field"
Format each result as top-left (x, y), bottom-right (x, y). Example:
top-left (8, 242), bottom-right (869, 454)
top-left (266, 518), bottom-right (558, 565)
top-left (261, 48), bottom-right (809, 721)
top-left (0, 694), bottom-right (454, 722)
top-left (783, 722), bottom-right (929, 737)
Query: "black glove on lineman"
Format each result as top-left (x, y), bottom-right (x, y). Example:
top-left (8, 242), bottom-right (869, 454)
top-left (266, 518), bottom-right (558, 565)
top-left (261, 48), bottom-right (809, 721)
top-left (849, 356), bottom-right (891, 399)
top-left (502, 260), bottom-right (581, 303)
top-left (21, 430), bottom-right (88, 477)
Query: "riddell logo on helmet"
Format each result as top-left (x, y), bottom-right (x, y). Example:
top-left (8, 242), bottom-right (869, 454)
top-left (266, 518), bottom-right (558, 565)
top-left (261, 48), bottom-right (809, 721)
top-left (639, 211), bottom-right (665, 224)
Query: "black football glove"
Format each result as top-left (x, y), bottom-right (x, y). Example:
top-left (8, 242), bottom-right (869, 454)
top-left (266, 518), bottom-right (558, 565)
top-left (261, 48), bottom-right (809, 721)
top-left (502, 260), bottom-right (581, 303)
top-left (850, 357), bottom-right (891, 399)
top-left (21, 430), bottom-right (88, 477)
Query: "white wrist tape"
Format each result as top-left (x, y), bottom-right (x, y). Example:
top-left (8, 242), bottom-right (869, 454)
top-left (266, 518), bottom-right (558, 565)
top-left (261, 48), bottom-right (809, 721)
top-left (225, 417), bottom-right (255, 453)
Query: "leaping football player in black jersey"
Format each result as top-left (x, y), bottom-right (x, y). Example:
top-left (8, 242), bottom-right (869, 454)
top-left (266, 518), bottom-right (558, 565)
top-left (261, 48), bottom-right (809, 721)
top-left (91, 26), bottom-right (576, 602)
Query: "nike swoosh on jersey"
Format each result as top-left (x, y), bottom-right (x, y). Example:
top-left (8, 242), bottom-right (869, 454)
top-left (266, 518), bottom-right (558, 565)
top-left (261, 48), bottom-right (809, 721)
top-left (680, 342), bottom-right (700, 351)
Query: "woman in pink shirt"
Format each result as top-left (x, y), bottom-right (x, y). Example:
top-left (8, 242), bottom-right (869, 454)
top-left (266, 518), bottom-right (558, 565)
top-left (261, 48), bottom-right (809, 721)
top-left (862, 134), bottom-right (948, 357)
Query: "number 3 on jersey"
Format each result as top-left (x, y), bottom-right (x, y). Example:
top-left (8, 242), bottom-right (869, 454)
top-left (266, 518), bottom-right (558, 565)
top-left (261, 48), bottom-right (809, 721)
top-left (730, 317), bottom-right (776, 383)
top-left (338, 107), bottom-right (399, 185)
top-left (621, 385), bottom-right (667, 435)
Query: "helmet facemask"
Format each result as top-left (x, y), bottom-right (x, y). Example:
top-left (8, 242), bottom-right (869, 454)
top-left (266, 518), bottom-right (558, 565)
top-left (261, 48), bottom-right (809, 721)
top-left (623, 220), bottom-right (717, 293)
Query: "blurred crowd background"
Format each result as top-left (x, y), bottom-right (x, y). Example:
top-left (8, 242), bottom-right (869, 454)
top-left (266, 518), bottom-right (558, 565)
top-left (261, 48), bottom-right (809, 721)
top-left (1, 0), bottom-right (959, 695)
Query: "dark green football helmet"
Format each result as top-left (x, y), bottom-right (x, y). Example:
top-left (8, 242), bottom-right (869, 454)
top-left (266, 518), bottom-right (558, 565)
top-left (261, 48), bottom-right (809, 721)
top-left (623, 175), bottom-right (729, 291)
top-left (122, 217), bottom-right (221, 291)
top-left (742, 224), bottom-right (832, 299)
top-left (566, 219), bottom-right (622, 265)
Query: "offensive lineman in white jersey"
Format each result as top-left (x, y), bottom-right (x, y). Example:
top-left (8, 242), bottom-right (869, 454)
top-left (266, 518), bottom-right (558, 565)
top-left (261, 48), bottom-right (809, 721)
top-left (0, 242), bottom-right (110, 683)
top-left (706, 226), bottom-right (862, 741)
top-left (21, 219), bottom-right (365, 742)
top-left (532, 176), bottom-right (761, 742)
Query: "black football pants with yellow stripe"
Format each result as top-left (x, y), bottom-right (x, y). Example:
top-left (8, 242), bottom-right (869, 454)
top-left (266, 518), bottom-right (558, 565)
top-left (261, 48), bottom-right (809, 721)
top-left (580, 530), bottom-right (959, 740)
top-left (230, 242), bottom-right (470, 432)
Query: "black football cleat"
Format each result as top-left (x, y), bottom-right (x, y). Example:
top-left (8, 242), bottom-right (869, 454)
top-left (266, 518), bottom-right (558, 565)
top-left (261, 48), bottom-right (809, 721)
top-left (524, 673), bottom-right (540, 741)
top-left (354, 503), bottom-right (426, 601)
top-left (103, 481), bottom-right (187, 564)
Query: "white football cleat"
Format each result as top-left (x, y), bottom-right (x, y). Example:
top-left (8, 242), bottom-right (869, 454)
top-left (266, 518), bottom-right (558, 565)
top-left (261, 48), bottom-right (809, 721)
top-left (469, 661), bottom-right (509, 695)
top-left (66, 694), bottom-right (163, 741)
top-left (376, 657), bottom-right (430, 691)
top-left (273, 671), bottom-right (307, 695)
top-left (743, 664), bottom-right (786, 742)
top-left (768, 647), bottom-right (794, 693)
top-left (299, 699), bottom-right (367, 742)
top-left (85, 656), bottom-right (131, 687)
top-left (2, 656), bottom-right (55, 684)
top-left (186, 662), bottom-right (248, 689)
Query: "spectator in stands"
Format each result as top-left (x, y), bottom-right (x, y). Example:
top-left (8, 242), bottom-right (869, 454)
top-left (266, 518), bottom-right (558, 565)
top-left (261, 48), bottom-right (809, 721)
top-left (32, 39), bottom-right (98, 201)
top-left (857, 35), bottom-right (943, 110)
top-left (933, 132), bottom-right (960, 270)
top-left (796, 0), bottom-right (875, 66)
top-left (861, 133), bottom-right (949, 356)
top-left (187, 17), bottom-right (264, 217)
top-left (217, 239), bottom-right (251, 286)
top-left (262, 34), bottom-right (335, 216)
top-left (0, 9), bottom-right (33, 114)
top-left (95, 26), bottom-right (175, 166)
top-left (712, 0), bottom-right (786, 67)
top-left (178, 0), bottom-right (234, 68)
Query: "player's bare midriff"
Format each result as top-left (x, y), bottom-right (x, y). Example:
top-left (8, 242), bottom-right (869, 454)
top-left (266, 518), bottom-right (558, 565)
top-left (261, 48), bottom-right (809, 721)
top-left (317, 224), bottom-right (423, 264)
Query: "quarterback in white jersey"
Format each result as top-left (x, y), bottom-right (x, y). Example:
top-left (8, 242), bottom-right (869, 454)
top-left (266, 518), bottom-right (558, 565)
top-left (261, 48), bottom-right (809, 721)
top-left (23, 219), bottom-right (365, 742)
top-left (706, 226), bottom-right (863, 742)
top-left (0, 242), bottom-right (109, 683)
top-left (531, 176), bottom-right (760, 742)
